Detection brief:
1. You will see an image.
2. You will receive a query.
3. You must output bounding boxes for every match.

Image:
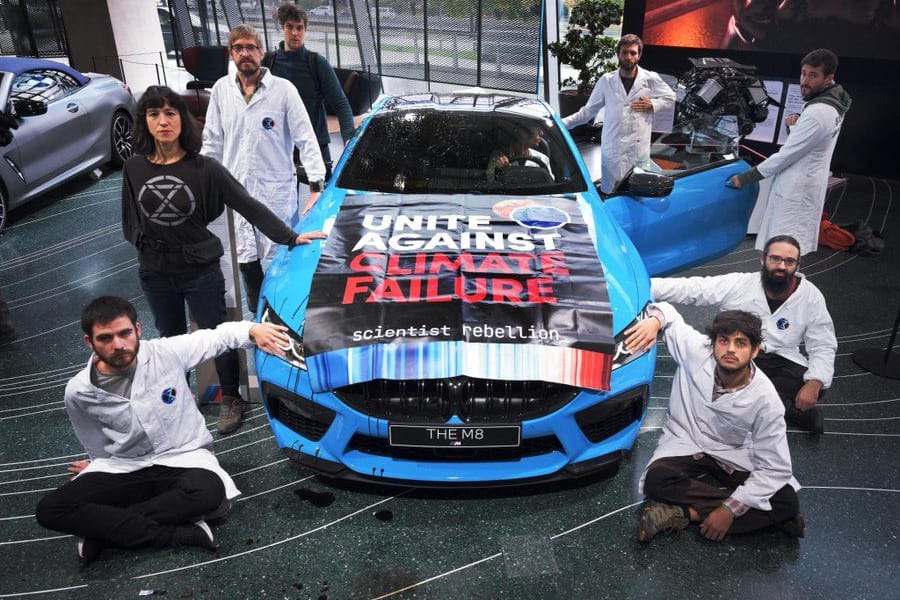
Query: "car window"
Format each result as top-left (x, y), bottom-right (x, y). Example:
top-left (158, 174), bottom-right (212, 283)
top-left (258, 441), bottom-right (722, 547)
top-left (647, 115), bottom-right (740, 177)
top-left (10, 69), bottom-right (82, 105)
top-left (337, 109), bottom-right (588, 195)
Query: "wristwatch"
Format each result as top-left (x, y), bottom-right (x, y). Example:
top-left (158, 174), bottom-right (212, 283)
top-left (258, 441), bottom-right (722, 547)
top-left (309, 180), bottom-right (324, 193)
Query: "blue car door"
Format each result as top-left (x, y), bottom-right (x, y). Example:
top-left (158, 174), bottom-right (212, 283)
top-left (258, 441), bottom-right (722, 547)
top-left (598, 117), bottom-right (760, 276)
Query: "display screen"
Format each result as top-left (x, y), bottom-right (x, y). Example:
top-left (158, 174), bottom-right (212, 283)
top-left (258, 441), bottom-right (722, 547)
top-left (641, 0), bottom-right (900, 60)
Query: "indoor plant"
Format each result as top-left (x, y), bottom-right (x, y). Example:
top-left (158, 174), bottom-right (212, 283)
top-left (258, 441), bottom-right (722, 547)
top-left (549, 0), bottom-right (624, 116)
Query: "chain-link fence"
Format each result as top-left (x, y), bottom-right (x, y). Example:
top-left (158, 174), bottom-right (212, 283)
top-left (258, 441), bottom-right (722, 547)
top-left (0, 0), bottom-right (67, 58)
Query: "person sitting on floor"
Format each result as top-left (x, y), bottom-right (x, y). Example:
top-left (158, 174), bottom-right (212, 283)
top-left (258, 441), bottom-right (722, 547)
top-left (624, 303), bottom-right (806, 542)
top-left (35, 296), bottom-right (293, 565)
top-left (651, 234), bottom-right (836, 434)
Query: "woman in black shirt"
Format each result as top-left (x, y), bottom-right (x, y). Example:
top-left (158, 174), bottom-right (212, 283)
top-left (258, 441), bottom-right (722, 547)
top-left (122, 86), bottom-right (324, 434)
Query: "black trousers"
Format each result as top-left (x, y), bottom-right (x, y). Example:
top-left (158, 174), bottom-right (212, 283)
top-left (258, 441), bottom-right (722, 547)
top-left (238, 260), bottom-right (265, 315)
top-left (644, 455), bottom-right (799, 535)
top-left (754, 351), bottom-right (824, 426)
top-left (35, 465), bottom-right (225, 549)
top-left (139, 267), bottom-right (241, 398)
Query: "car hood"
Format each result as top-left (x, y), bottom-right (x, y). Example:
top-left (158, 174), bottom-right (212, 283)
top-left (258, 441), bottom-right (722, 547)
top-left (263, 190), bottom-right (646, 391)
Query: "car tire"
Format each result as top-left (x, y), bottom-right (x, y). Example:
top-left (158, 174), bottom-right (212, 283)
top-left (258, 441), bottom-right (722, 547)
top-left (109, 110), bottom-right (134, 167)
top-left (0, 183), bottom-right (7, 234)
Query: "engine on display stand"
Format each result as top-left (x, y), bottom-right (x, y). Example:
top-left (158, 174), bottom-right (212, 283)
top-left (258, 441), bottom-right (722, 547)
top-left (675, 57), bottom-right (772, 137)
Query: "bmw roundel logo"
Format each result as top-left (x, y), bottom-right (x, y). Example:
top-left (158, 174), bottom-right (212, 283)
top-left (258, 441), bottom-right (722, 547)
top-left (509, 204), bottom-right (570, 229)
top-left (161, 387), bottom-right (177, 404)
top-left (262, 117), bottom-right (275, 130)
top-left (776, 318), bottom-right (790, 330)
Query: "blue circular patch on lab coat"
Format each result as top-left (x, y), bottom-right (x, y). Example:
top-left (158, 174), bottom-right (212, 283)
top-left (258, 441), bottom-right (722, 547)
top-left (262, 117), bottom-right (275, 130)
top-left (776, 317), bottom-right (790, 330)
top-left (161, 387), bottom-right (177, 404)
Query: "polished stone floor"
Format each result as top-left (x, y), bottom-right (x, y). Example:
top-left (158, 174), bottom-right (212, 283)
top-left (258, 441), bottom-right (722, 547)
top-left (0, 170), bottom-right (897, 599)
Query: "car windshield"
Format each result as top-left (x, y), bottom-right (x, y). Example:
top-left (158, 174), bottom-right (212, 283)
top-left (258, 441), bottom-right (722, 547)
top-left (644, 115), bottom-right (740, 175)
top-left (337, 103), bottom-right (588, 195)
top-left (10, 69), bottom-right (80, 104)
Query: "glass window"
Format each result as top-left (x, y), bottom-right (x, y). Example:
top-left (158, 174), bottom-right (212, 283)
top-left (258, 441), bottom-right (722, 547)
top-left (338, 106), bottom-right (587, 195)
top-left (647, 115), bottom-right (740, 176)
top-left (10, 69), bottom-right (81, 104)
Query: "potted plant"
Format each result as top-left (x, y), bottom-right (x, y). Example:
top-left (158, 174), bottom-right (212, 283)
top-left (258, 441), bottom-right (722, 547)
top-left (549, 0), bottom-right (624, 117)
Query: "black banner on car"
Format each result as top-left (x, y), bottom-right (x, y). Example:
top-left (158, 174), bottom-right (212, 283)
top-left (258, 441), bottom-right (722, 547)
top-left (303, 194), bottom-right (614, 391)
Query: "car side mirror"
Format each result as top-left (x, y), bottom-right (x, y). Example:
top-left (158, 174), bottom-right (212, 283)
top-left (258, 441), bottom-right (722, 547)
top-left (12, 98), bottom-right (48, 117)
top-left (623, 170), bottom-right (674, 198)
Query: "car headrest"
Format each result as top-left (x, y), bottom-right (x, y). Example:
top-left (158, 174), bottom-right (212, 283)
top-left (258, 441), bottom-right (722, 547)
top-left (182, 46), bottom-right (228, 88)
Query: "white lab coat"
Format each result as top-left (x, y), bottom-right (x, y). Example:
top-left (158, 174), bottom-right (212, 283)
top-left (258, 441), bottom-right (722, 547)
top-left (64, 322), bottom-right (259, 500)
top-left (652, 271), bottom-right (836, 387)
top-left (202, 69), bottom-right (325, 263)
top-left (753, 102), bottom-right (845, 255)
top-left (639, 302), bottom-right (800, 511)
top-left (563, 67), bottom-right (675, 193)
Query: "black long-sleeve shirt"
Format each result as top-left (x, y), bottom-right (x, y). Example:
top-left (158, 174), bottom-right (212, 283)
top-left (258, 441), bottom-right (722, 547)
top-left (122, 153), bottom-right (295, 274)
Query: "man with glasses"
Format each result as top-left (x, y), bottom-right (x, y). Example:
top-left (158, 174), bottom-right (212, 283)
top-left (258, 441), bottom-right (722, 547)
top-left (651, 235), bottom-right (836, 433)
top-left (202, 25), bottom-right (325, 323)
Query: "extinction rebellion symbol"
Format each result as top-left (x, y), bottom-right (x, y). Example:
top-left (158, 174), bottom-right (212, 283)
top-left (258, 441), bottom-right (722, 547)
top-left (161, 387), bottom-right (177, 404)
top-left (137, 175), bottom-right (196, 227)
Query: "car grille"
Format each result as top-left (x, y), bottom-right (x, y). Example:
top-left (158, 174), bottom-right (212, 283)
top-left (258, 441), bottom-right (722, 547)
top-left (574, 385), bottom-right (647, 443)
top-left (347, 432), bottom-right (564, 461)
top-left (264, 384), bottom-right (336, 442)
top-left (333, 376), bottom-right (580, 423)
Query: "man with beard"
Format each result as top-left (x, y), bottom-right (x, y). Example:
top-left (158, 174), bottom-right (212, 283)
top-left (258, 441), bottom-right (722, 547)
top-left (202, 24), bottom-right (325, 316)
top-left (562, 34), bottom-right (675, 194)
top-left (35, 296), bottom-right (293, 565)
top-left (728, 49), bottom-right (851, 255)
top-left (624, 306), bottom-right (804, 543)
top-left (650, 235), bottom-right (836, 433)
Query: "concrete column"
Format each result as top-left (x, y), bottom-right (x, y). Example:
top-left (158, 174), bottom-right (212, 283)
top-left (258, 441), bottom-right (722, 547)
top-left (59, 0), bottom-right (166, 92)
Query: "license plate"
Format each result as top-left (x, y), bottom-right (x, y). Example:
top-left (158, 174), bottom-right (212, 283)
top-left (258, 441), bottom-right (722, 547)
top-left (389, 424), bottom-right (521, 448)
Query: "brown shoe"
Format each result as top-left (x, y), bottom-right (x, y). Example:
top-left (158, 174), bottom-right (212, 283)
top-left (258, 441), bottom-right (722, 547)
top-left (638, 500), bottom-right (690, 543)
top-left (217, 395), bottom-right (246, 434)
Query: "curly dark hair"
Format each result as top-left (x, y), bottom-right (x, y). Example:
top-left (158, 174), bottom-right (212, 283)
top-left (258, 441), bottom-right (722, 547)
top-left (133, 86), bottom-right (202, 155)
top-left (275, 2), bottom-right (308, 27)
top-left (705, 310), bottom-right (763, 349)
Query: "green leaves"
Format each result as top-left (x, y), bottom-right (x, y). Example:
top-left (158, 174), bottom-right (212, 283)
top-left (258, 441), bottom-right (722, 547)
top-left (549, 0), bottom-right (623, 93)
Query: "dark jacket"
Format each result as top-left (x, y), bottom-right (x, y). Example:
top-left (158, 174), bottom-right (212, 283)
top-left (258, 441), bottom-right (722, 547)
top-left (268, 43), bottom-right (355, 145)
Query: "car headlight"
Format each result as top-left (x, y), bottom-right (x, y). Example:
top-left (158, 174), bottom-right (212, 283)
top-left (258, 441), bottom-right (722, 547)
top-left (611, 303), bottom-right (652, 371)
top-left (260, 304), bottom-right (307, 370)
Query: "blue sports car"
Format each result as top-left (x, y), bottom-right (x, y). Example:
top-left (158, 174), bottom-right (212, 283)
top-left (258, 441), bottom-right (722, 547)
top-left (256, 93), bottom-right (757, 486)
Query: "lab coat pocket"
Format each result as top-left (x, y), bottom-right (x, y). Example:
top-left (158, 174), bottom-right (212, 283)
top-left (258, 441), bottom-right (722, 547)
top-left (710, 401), bottom-right (754, 446)
top-left (252, 174), bottom-right (299, 223)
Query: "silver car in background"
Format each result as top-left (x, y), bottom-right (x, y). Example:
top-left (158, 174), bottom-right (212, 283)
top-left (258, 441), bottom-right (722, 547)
top-left (0, 57), bottom-right (135, 233)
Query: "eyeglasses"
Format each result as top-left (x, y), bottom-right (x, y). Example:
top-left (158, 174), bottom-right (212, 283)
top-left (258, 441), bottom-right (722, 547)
top-left (230, 44), bottom-right (260, 54)
top-left (765, 254), bottom-right (799, 267)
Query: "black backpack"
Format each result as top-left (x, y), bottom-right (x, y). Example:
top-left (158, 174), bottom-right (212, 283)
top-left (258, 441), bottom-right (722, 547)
top-left (840, 220), bottom-right (885, 257)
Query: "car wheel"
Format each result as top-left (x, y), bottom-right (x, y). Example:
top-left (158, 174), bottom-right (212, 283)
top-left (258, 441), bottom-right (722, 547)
top-left (109, 110), bottom-right (134, 167)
